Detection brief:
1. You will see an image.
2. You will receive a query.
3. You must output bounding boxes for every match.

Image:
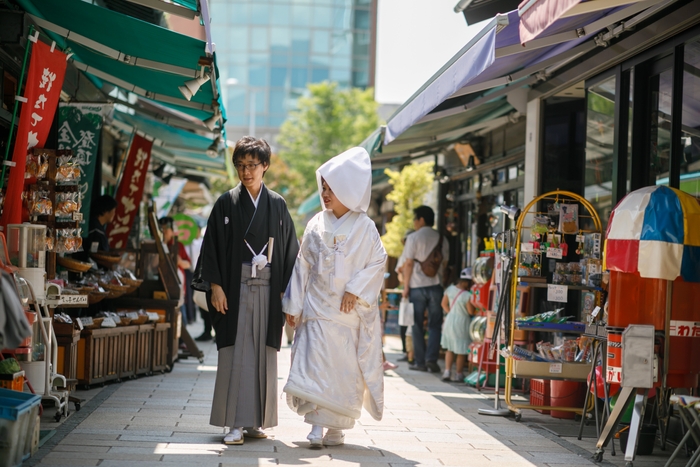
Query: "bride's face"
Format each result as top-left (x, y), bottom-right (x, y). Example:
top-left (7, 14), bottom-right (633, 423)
top-left (321, 179), bottom-right (346, 213)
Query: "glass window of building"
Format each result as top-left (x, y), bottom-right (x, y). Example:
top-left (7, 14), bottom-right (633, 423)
top-left (312, 67), bottom-right (330, 83)
top-left (230, 3), bottom-right (248, 25)
top-left (314, 6), bottom-right (332, 28)
top-left (312, 30), bottom-right (330, 54)
top-left (230, 29), bottom-right (249, 52)
top-left (271, 27), bottom-right (292, 49)
top-left (251, 28), bottom-right (269, 51)
top-left (292, 28), bottom-right (311, 54)
top-left (650, 69), bottom-right (673, 186)
top-left (292, 5), bottom-right (312, 27)
top-left (682, 38), bottom-right (700, 197)
top-left (271, 67), bottom-right (288, 87)
top-left (585, 76), bottom-right (616, 222)
top-left (271, 4), bottom-right (291, 26)
top-left (251, 4), bottom-right (270, 25)
top-left (291, 67), bottom-right (308, 89)
top-left (354, 9), bottom-right (370, 30)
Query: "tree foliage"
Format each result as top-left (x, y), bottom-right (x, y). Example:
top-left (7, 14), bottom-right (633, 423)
top-left (277, 82), bottom-right (380, 193)
top-left (381, 162), bottom-right (435, 258)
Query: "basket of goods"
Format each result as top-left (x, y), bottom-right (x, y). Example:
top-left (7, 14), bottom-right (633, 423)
top-left (90, 252), bottom-right (121, 268)
top-left (130, 313), bottom-right (149, 325)
top-left (84, 317), bottom-right (104, 329)
top-left (56, 256), bottom-right (92, 273)
top-left (120, 277), bottom-right (143, 294)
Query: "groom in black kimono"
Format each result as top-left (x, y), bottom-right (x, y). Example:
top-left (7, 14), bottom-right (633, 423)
top-left (193, 136), bottom-right (298, 445)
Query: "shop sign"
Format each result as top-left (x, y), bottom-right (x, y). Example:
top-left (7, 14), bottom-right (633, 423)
top-left (57, 103), bottom-right (113, 223)
top-left (0, 40), bottom-right (66, 229)
top-left (108, 134), bottom-right (152, 249)
top-left (669, 320), bottom-right (700, 337)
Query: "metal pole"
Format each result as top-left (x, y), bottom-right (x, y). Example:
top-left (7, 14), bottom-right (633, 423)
top-left (0, 26), bottom-right (35, 190)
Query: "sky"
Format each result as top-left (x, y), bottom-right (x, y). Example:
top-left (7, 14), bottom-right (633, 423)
top-left (375, 0), bottom-right (487, 105)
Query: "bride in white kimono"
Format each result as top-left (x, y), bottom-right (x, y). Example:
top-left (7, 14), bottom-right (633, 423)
top-left (283, 147), bottom-right (386, 448)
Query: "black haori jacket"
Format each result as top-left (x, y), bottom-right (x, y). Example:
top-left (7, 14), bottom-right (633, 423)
top-left (192, 184), bottom-right (299, 350)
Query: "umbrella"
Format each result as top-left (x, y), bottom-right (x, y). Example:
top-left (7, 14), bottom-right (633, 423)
top-left (172, 213), bottom-right (199, 246)
top-left (605, 186), bottom-right (700, 282)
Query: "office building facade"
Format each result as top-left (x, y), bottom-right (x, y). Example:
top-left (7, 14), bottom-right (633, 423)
top-left (210, 0), bottom-right (377, 143)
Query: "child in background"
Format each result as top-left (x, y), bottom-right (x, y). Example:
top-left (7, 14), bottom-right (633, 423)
top-left (440, 268), bottom-right (477, 382)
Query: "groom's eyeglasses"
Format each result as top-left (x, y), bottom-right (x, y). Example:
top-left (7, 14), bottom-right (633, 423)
top-left (234, 162), bottom-right (263, 172)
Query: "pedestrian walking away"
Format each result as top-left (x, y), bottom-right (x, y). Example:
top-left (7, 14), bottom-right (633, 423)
top-left (192, 136), bottom-right (299, 445)
top-left (283, 147), bottom-right (386, 449)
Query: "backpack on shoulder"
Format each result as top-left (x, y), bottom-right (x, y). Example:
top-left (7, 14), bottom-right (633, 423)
top-left (416, 234), bottom-right (443, 277)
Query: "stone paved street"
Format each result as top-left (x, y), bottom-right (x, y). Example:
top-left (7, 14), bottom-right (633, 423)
top-left (26, 328), bottom-right (671, 467)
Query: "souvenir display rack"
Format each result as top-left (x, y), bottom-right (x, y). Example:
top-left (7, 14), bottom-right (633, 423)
top-left (504, 190), bottom-right (604, 418)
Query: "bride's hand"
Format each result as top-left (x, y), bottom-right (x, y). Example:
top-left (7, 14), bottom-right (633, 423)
top-left (286, 314), bottom-right (296, 328)
top-left (340, 292), bottom-right (358, 313)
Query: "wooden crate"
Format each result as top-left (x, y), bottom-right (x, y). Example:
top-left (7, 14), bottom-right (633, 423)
top-left (152, 322), bottom-right (171, 373)
top-left (119, 325), bottom-right (138, 380)
top-left (136, 324), bottom-right (154, 376)
top-left (77, 327), bottom-right (122, 386)
top-left (54, 324), bottom-right (81, 382)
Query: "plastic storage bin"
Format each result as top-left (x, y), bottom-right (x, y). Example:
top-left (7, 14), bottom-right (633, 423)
top-left (0, 388), bottom-right (41, 467)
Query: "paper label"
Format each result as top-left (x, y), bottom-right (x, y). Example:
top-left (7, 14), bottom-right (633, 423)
top-left (147, 312), bottom-right (161, 321)
top-left (547, 284), bottom-right (568, 303)
top-left (78, 317), bottom-right (93, 328)
top-left (73, 212), bottom-right (83, 221)
top-left (669, 320), bottom-right (700, 337)
top-left (546, 248), bottom-right (563, 259)
top-left (607, 366), bottom-right (622, 383)
top-left (127, 311), bottom-right (140, 320)
top-left (576, 235), bottom-right (584, 242)
top-left (60, 294), bottom-right (88, 305)
top-left (591, 306), bottom-right (601, 318)
top-left (549, 363), bottom-right (562, 374)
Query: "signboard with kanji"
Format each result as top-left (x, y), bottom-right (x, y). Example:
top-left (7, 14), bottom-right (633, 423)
top-left (108, 133), bottom-right (152, 249)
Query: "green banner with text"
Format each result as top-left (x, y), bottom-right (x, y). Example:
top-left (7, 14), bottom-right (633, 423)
top-left (57, 103), bottom-right (113, 224)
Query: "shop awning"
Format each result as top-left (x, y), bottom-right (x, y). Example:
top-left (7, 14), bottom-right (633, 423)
top-left (380, 0), bottom-right (671, 156)
top-left (518, 0), bottom-right (651, 44)
top-left (111, 111), bottom-right (226, 171)
top-left (16, 0), bottom-right (224, 125)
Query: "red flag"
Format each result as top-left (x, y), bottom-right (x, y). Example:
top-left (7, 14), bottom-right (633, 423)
top-left (108, 134), bottom-right (152, 250)
top-left (0, 40), bottom-right (67, 231)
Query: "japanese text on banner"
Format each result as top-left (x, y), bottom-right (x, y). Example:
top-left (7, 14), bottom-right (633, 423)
top-left (107, 134), bottom-right (152, 249)
top-left (0, 40), bottom-right (66, 230)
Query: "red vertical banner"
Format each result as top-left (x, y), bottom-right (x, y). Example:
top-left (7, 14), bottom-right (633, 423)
top-left (108, 134), bottom-right (152, 249)
top-left (0, 40), bottom-right (67, 231)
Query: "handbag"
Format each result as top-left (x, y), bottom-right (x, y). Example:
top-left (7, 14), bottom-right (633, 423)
top-left (398, 298), bottom-right (415, 327)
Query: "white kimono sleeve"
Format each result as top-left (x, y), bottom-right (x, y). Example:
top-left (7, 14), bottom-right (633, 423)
top-left (344, 230), bottom-right (387, 308)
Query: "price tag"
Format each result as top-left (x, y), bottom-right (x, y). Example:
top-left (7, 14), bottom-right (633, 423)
top-left (147, 312), bottom-right (161, 322)
top-left (576, 235), bottom-right (584, 242)
top-left (78, 317), bottom-right (93, 328)
top-left (60, 294), bottom-right (88, 305)
top-left (549, 363), bottom-right (563, 374)
top-left (73, 212), bottom-right (83, 221)
top-left (546, 247), bottom-right (563, 259)
top-left (547, 284), bottom-right (568, 303)
top-left (521, 242), bottom-right (534, 253)
top-left (591, 306), bottom-right (601, 318)
top-left (127, 311), bottom-right (140, 320)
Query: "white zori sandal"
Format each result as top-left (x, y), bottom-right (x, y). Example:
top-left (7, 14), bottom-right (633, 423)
top-left (307, 425), bottom-right (323, 449)
top-left (223, 427), bottom-right (244, 445)
top-left (323, 429), bottom-right (345, 446)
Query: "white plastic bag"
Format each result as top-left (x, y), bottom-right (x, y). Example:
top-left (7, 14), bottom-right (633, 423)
top-left (193, 290), bottom-right (208, 311)
top-left (398, 298), bottom-right (414, 327)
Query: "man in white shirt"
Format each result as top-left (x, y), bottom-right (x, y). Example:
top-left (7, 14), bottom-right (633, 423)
top-left (401, 206), bottom-right (449, 373)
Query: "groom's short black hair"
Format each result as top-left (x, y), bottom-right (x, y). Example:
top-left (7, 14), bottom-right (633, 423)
top-left (232, 136), bottom-right (271, 166)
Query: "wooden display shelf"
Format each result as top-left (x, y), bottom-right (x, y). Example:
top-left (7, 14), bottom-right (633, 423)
top-left (77, 327), bottom-right (121, 386)
top-left (512, 360), bottom-right (590, 381)
top-left (517, 279), bottom-right (603, 292)
top-left (136, 324), bottom-right (154, 376)
top-left (152, 322), bottom-right (171, 373)
top-left (119, 325), bottom-right (138, 380)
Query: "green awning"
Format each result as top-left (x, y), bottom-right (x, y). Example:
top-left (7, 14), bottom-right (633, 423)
top-left (113, 111), bottom-right (225, 171)
top-left (17, 0), bottom-right (225, 125)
